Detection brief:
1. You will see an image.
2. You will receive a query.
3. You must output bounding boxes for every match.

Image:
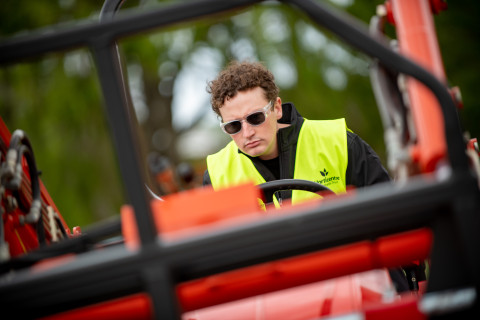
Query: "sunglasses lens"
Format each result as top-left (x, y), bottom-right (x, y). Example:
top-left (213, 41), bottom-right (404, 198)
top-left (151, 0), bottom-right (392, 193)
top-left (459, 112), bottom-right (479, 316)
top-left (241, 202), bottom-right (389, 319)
top-left (221, 105), bottom-right (269, 135)
top-left (246, 111), bottom-right (266, 126)
top-left (223, 121), bottom-right (242, 134)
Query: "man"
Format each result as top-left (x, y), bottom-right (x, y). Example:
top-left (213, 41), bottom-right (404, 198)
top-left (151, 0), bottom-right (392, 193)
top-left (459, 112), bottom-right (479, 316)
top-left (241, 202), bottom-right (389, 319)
top-left (202, 61), bottom-right (411, 293)
top-left (203, 60), bottom-right (390, 206)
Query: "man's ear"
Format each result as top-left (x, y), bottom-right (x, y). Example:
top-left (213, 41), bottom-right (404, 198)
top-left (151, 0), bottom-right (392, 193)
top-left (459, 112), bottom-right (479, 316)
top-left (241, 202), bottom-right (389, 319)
top-left (274, 97), bottom-right (283, 120)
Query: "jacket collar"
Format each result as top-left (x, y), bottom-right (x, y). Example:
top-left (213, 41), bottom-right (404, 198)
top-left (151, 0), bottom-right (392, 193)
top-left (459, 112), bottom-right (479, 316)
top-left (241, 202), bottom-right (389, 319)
top-left (277, 102), bottom-right (304, 152)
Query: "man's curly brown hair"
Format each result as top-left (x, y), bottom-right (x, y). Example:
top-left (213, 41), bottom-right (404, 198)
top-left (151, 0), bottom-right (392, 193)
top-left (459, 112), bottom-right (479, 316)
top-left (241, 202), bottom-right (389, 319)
top-left (207, 61), bottom-right (279, 117)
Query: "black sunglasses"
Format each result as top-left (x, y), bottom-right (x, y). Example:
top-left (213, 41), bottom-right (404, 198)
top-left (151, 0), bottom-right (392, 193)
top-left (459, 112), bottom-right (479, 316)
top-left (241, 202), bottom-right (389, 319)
top-left (220, 101), bottom-right (273, 135)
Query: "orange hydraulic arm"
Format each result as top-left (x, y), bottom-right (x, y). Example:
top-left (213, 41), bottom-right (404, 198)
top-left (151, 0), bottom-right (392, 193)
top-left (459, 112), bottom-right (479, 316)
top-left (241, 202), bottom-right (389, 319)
top-left (386, 0), bottom-right (450, 173)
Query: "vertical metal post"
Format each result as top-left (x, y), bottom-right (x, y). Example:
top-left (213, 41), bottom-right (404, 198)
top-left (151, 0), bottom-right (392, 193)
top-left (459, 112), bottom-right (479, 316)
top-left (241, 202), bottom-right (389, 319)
top-left (91, 41), bottom-right (158, 246)
top-left (143, 264), bottom-right (181, 320)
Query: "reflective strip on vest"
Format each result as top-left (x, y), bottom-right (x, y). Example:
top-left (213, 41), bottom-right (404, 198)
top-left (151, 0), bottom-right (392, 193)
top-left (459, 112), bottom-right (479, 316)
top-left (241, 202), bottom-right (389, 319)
top-left (207, 118), bottom-right (348, 207)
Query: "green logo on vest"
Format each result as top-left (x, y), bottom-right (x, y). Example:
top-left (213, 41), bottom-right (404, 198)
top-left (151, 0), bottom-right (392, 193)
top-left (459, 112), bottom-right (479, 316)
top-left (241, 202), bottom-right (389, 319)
top-left (320, 168), bottom-right (328, 177)
top-left (316, 168), bottom-right (340, 186)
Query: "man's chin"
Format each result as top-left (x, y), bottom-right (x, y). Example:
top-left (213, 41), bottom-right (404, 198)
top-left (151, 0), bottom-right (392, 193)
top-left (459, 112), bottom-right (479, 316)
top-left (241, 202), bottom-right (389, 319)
top-left (241, 147), bottom-right (264, 158)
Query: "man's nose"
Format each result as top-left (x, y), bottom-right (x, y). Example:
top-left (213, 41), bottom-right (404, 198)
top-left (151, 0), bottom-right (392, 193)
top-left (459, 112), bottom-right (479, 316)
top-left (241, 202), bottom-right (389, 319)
top-left (242, 120), bottom-right (255, 138)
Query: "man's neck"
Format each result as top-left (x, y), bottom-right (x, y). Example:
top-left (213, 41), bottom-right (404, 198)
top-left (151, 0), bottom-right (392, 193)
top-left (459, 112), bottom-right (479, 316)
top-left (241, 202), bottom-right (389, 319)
top-left (257, 156), bottom-right (280, 180)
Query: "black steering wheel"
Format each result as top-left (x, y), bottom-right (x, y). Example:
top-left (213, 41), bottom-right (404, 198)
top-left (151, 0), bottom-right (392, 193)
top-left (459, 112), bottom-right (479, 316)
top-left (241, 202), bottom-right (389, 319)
top-left (258, 179), bottom-right (334, 204)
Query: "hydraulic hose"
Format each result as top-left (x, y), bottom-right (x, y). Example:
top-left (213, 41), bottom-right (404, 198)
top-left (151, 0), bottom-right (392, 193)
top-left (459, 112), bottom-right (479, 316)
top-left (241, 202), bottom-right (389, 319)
top-left (4, 130), bottom-right (45, 245)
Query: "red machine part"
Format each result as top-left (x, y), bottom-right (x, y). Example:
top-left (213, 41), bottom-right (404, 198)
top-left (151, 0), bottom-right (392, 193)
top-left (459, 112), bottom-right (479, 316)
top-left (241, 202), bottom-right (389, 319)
top-left (429, 0), bottom-right (448, 15)
top-left (385, 0), bottom-right (450, 173)
top-left (467, 138), bottom-right (479, 156)
top-left (40, 291), bottom-right (427, 320)
top-left (1, 117), bottom-right (71, 258)
top-left (177, 227), bottom-right (431, 312)
top-left (41, 183), bottom-right (432, 320)
top-left (40, 293), bottom-right (154, 320)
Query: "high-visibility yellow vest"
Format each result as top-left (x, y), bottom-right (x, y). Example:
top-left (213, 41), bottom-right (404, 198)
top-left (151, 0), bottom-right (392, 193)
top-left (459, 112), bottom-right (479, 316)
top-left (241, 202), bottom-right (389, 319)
top-left (207, 118), bottom-right (348, 207)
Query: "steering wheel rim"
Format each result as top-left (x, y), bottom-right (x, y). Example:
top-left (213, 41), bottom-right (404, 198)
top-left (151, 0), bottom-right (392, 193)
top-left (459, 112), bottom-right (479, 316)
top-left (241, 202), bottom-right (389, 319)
top-left (258, 179), bottom-right (334, 204)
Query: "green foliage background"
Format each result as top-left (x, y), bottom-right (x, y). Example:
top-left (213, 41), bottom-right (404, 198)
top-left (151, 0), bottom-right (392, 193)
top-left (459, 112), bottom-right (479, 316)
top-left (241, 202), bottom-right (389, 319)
top-left (0, 0), bottom-right (478, 229)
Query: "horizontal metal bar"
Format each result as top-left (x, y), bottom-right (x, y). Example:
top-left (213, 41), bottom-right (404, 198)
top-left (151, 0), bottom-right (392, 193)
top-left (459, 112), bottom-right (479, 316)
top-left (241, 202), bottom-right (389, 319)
top-left (0, 0), bottom-right (260, 63)
top-left (0, 217), bottom-right (122, 272)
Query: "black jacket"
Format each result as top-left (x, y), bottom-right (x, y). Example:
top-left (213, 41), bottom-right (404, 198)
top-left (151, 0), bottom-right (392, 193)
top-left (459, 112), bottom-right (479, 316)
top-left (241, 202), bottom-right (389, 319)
top-left (203, 102), bottom-right (390, 196)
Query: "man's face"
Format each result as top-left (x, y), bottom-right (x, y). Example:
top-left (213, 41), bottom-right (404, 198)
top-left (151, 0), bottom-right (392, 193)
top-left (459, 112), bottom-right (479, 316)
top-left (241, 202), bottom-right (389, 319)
top-left (219, 87), bottom-right (282, 160)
